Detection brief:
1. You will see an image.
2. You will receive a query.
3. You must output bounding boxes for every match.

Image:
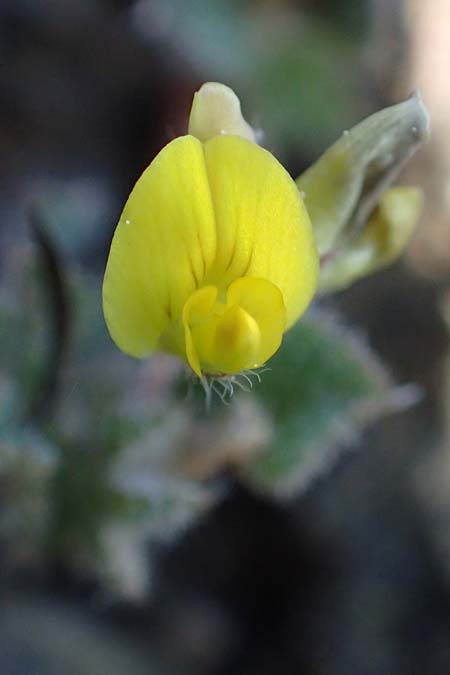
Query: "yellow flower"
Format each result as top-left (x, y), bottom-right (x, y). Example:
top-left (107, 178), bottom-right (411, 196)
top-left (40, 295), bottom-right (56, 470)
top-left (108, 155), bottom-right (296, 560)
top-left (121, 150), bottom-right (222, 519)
top-left (103, 84), bottom-right (318, 378)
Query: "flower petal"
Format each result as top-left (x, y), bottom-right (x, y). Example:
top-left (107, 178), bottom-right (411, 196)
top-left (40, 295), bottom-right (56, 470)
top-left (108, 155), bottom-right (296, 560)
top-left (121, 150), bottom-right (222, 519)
top-left (103, 135), bottom-right (217, 357)
top-left (210, 305), bottom-right (261, 375)
top-left (227, 276), bottom-right (285, 366)
top-left (183, 285), bottom-right (261, 376)
top-left (203, 135), bottom-right (318, 328)
top-left (182, 286), bottom-right (218, 377)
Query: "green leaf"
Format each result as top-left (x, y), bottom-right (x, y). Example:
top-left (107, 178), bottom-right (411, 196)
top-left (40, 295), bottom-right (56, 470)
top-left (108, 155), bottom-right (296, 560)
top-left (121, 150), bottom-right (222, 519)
top-left (242, 310), bottom-right (417, 495)
top-left (0, 246), bottom-right (50, 427)
top-left (0, 428), bottom-right (57, 561)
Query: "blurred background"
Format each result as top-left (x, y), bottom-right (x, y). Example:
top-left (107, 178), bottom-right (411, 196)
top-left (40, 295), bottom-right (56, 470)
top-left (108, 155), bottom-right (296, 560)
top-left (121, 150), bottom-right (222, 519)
top-left (1, 1), bottom-right (450, 673)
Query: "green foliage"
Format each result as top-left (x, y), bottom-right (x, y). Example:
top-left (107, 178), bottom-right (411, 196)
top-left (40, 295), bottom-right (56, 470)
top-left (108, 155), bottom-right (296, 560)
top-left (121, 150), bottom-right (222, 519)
top-left (141, 0), bottom-right (365, 154)
top-left (252, 25), bottom-right (357, 152)
top-left (0, 253), bottom-right (49, 425)
top-left (243, 311), bottom-right (392, 494)
top-left (0, 236), bottom-right (215, 588)
top-left (0, 173), bottom-right (414, 589)
top-left (47, 442), bottom-right (128, 557)
top-left (0, 429), bottom-right (57, 552)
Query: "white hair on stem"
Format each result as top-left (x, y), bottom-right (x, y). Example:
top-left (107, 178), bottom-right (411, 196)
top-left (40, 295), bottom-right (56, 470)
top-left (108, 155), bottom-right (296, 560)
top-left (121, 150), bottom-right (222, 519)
top-left (200, 368), bottom-right (272, 411)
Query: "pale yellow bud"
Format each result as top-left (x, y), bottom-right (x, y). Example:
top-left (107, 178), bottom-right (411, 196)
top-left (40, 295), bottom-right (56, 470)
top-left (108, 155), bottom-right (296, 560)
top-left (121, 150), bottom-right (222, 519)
top-left (188, 82), bottom-right (256, 144)
top-left (297, 93), bottom-right (429, 257)
top-left (319, 187), bottom-right (423, 294)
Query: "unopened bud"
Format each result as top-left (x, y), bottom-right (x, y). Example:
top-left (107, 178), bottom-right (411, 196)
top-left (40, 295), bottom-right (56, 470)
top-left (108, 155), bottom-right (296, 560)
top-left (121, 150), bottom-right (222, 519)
top-left (188, 82), bottom-right (256, 143)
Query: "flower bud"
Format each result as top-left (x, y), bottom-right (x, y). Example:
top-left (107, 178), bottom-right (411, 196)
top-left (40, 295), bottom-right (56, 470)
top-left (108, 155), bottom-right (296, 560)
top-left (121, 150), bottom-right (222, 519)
top-left (319, 187), bottom-right (423, 293)
top-left (297, 93), bottom-right (429, 258)
top-left (188, 82), bottom-right (256, 143)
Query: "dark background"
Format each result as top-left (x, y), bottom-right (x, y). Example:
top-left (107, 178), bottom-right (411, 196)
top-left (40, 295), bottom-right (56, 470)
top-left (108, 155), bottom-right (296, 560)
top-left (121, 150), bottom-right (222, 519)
top-left (2, 1), bottom-right (450, 673)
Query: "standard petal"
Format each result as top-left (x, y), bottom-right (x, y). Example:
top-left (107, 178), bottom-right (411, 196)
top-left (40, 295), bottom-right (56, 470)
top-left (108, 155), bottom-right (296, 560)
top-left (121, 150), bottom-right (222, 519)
top-left (103, 135), bottom-right (217, 357)
top-left (203, 135), bottom-right (318, 328)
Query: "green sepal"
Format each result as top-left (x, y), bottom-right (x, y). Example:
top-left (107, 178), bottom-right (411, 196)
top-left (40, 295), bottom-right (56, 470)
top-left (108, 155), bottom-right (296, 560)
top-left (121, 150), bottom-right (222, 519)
top-left (297, 93), bottom-right (429, 257)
